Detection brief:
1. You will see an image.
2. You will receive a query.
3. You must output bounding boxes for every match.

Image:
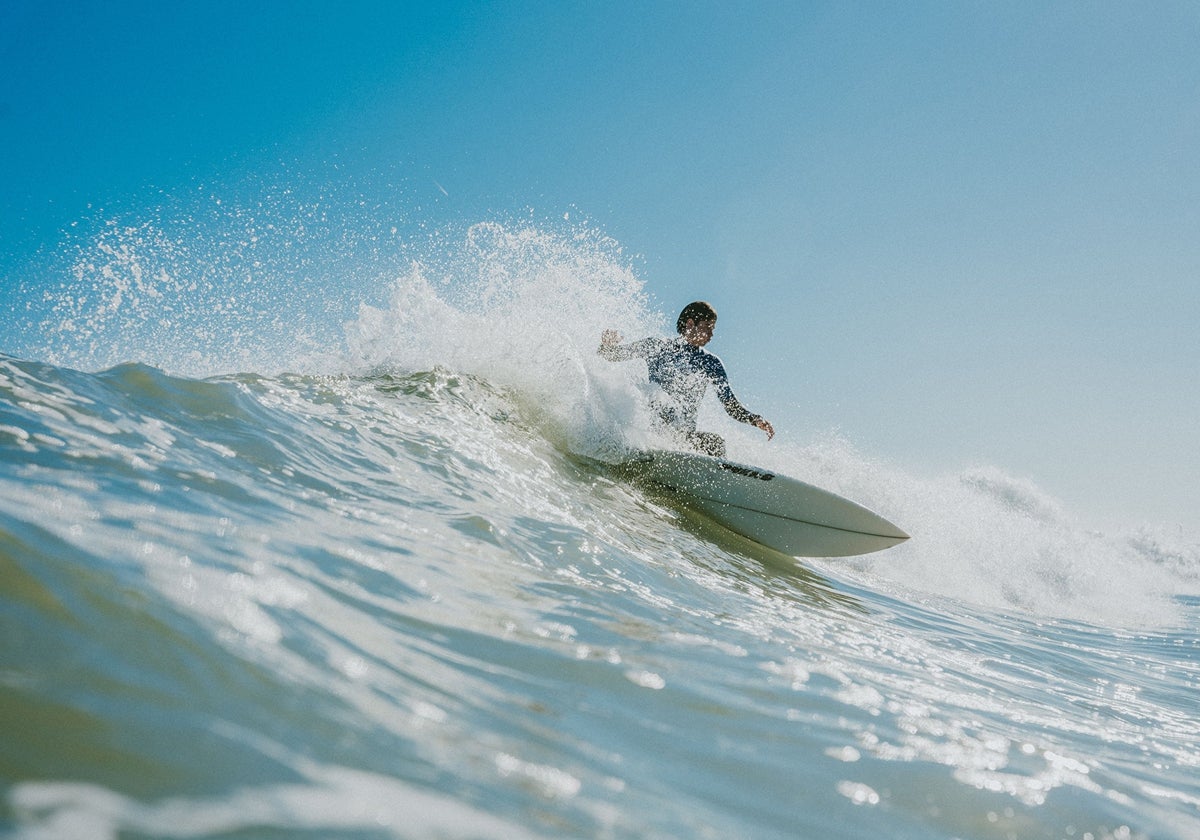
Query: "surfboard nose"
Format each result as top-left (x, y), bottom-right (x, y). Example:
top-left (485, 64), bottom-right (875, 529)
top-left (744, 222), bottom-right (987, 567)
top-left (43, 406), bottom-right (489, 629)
top-left (624, 450), bottom-right (910, 557)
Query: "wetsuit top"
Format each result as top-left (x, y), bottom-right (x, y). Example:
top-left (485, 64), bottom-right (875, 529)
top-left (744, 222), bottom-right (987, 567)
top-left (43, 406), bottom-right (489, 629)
top-left (599, 337), bottom-right (759, 432)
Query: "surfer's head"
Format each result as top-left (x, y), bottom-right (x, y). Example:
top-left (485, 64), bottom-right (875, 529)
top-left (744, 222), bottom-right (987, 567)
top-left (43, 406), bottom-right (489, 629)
top-left (676, 301), bottom-right (716, 333)
top-left (677, 301), bottom-right (717, 347)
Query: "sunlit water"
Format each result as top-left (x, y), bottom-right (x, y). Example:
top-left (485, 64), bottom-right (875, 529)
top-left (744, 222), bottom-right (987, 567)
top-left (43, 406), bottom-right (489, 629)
top-left (3, 214), bottom-right (1198, 839)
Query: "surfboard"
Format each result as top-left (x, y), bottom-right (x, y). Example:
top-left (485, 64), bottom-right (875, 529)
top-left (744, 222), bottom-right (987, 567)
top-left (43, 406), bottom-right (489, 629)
top-left (620, 449), bottom-right (909, 557)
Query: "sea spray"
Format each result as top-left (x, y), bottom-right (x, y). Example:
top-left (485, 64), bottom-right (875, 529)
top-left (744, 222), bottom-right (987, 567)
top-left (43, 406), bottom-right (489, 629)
top-left (820, 451), bottom-right (1190, 626)
top-left (344, 220), bottom-right (664, 459)
top-left (4, 294), bottom-right (1200, 839)
top-left (15, 173), bottom-right (418, 377)
top-left (10, 188), bottom-right (1193, 628)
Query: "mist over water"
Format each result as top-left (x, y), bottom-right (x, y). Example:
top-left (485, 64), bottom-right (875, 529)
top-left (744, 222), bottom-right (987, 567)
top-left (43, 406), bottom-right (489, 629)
top-left (4, 185), bottom-right (1199, 838)
top-left (15, 173), bottom-right (422, 376)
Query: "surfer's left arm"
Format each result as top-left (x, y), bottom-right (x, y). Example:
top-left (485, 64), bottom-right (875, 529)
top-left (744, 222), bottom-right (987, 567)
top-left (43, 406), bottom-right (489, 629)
top-left (712, 369), bottom-right (775, 441)
top-left (748, 414), bottom-right (775, 439)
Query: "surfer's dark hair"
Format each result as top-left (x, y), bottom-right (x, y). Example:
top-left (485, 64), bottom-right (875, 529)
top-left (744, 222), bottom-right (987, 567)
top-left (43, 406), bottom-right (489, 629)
top-left (677, 301), bottom-right (717, 334)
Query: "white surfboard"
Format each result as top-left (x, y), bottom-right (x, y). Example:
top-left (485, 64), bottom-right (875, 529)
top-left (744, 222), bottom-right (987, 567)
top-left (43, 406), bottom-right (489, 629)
top-left (621, 449), bottom-right (909, 557)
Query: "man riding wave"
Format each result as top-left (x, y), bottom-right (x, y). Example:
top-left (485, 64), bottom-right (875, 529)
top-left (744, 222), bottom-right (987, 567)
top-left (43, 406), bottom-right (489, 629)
top-left (599, 301), bottom-right (774, 458)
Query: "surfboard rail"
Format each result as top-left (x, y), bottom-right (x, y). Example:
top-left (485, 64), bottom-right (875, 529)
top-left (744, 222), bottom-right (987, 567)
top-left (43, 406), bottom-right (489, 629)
top-left (621, 449), bottom-right (909, 558)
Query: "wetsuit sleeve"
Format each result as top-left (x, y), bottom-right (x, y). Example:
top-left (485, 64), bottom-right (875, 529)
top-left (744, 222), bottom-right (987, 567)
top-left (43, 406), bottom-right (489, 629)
top-left (708, 358), bottom-right (760, 424)
top-left (598, 337), bottom-right (657, 362)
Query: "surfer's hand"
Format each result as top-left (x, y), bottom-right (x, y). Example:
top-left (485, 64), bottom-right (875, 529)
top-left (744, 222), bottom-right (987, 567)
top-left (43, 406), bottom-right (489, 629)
top-left (600, 330), bottom-right (622, 348)
top-left (754, 416), bottom-right (775, 440)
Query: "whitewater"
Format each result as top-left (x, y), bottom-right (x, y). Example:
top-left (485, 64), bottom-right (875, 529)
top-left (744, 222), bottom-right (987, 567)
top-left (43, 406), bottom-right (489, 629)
top-left (3, 211), bottom-right (1199, 839)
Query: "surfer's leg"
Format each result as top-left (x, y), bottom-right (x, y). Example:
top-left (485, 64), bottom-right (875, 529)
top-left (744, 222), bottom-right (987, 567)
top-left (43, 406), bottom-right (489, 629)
top-left (687, 431), bottom-right (725, 458)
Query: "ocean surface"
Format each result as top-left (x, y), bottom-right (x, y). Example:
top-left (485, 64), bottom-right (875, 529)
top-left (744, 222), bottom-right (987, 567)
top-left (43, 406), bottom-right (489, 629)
top-left (3, 219), bottom-right (1199, 839)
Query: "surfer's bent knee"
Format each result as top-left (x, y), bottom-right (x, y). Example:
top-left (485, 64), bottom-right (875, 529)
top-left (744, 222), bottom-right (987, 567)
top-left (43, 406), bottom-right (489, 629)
top-left (688, 432), bottom-right (725, 458)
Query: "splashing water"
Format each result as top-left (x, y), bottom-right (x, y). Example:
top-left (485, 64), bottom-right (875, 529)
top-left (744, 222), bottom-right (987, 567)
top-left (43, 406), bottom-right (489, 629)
top-left (11, 189), bottom-right (1197, 626)
top-left (3, 186), bottom-right (1199, 838)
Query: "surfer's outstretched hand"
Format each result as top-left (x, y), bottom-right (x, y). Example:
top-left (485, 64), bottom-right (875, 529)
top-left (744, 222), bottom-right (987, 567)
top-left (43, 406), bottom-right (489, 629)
top-left (754, 416), bottom-right (775, 440)
top-left (600, 329), bottom-right (622, 348)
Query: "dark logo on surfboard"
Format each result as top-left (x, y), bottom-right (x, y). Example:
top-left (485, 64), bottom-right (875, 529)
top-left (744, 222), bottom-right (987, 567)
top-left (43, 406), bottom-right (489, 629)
top-left (719, 462), bottom-right (774, 481)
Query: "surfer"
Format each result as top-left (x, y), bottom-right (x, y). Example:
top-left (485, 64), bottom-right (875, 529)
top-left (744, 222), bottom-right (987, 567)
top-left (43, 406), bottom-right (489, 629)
top-left (598, 301), bottom-right (775, 458)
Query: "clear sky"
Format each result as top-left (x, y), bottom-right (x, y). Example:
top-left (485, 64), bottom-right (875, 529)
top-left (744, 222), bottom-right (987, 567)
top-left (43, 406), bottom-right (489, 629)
top-left (3, 1), bottom-right (1198, 534)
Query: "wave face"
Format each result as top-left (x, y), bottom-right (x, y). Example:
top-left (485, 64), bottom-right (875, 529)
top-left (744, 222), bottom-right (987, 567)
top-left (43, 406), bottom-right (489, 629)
top-left (3, 218), bottom-right (1200, 839)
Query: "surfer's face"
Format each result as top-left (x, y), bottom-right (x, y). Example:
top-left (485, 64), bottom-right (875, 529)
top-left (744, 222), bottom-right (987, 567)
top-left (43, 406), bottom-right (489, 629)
top-left (682, 318), bottom-right (715, 348)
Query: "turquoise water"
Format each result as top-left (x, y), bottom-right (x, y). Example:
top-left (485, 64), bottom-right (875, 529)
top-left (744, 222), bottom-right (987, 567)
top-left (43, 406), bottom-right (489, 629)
top-left (3, 220), bottom-right (1199, 839)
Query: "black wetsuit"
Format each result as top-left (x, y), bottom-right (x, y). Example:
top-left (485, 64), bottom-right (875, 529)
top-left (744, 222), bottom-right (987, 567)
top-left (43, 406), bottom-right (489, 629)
top-left (599, 336), bottom-right (762, 454)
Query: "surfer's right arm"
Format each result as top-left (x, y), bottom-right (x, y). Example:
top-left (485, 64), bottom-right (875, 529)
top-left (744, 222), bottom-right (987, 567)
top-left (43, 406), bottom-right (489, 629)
top-left (598, 330), bottom-right (642, 361)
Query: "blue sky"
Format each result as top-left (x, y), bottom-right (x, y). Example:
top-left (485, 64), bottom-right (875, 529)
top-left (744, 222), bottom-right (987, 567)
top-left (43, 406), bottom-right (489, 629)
top-left (3, 1), bottom-right (1198, 533)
